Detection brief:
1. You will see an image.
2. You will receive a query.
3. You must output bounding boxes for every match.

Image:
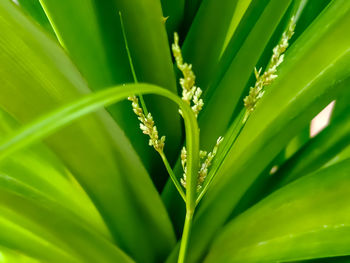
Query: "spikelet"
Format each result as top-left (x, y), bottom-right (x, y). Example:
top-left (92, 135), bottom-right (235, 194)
top-left (243, 17), bottom-right (296, 122)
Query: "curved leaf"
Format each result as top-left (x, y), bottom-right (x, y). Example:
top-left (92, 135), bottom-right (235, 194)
top-left (205, 159), bottom-right (350, 262)
top-left (0, 109), bottom-right (111, 239)
top-left (0, 179), bottom-right (134, 263)
top-left (12, 0), bottom-right (55, 36)
top-left (0, 83), bottom-right (199, 216)
top-left (0, 246), bottom-right (41, 263)
top-left (270, 99), bottom-right (350, 189)
top-left (0, 215), bottom-right (78, 263)
top-left (0, 2), bottom-right (176, 261)
top-left (39, 0), bottom-right (182, 181)
top-left (0, 83), bottom-right (199, 262)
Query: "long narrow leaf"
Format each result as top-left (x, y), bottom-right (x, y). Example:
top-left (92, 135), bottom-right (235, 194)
top-left (205, 159), bottom-right (350, 262)
top-left (0, 109), bottom-right (111, 239)
top-left (0, 181), bottom-right (134, 263)
top-left (13, 0), bottom-right (55, 36)
top-left (0, 2), bottom-right (176, 261)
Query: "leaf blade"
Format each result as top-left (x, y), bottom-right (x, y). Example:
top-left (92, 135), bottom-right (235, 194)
top-left (205, 159), bottom-right (350, 262)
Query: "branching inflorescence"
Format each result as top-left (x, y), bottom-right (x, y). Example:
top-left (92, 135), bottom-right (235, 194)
top-left (243, 17), bottom-right (296, 122)
top-left (172, 32), bottom-right (223, 192)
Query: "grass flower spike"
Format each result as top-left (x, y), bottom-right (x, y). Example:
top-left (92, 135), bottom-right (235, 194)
top-left (197, 136), bottom-right (224, 190)
top-left (172, 32), bottom-right (204, 118)
top-left (181, 137), bottom-right (224, 191)
top-left (128, 95), bottom-right (165, 153)
top-left (243, 16), bottom-right (296, 122)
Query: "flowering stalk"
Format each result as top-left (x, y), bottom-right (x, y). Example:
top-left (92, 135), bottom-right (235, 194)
top-left (243, 17), bottom-right (296, 123)
top-left (172, 32), bottom-right (204, 118)
top-left (172, 32), bottom-right (224, 194)
top-left (172, 33), bottom-right (224, 263)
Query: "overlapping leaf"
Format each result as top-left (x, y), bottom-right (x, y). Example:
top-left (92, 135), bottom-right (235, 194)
top-left (0, 2), bottom-right (175, 262)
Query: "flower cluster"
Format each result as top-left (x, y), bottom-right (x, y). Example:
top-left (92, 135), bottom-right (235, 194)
top-left (172, 32), bottom-right (204, 118)
top-left (181, 137), bottom-right (224, 191)
top-left (128, 96), bottom-right (165, 153)
top-left (243, 17), bottom-right (296, 122)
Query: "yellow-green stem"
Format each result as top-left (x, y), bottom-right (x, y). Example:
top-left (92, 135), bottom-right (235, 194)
top-left (178, 209), bottom-right (194, 263)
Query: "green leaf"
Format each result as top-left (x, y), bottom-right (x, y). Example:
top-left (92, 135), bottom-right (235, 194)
top-left (112, 0), bottom-right (183, 168)
top-left (291, 0), bottom-right (332, 42)
top-left (0, 109), bottom-right (111, 239)
top-left (183, 0), bottom-right (203, 30)
top-left (0, 180), bottom-right (134, 263)
top-left (12, 0), bottom-right (55, 36)
top-left (205, 159), bottom-right (350, 262)
top-left (0, 83), bottom-right (199, 217)
top-left (297, 255), bottom-right (350, 263)
top-left (0, 214), bottom-right (78, 263)
top-left (0, 2), bottom-right (176, 261)
top-left (112, 0), bottom-right (183, 169)
top-left (181, 0), bottom-right (251, 89)
top-left (199, 0), bottom-right (291, 149)
top-left (38, 0), bottom-right (131, 88)
top-left (161, 0), bottom-right (184, 40)
top-left (0, 246), bottom-right (41, 263)
top-left (269, 98), bottom-right (350, 190)
top-left (230, 93), bottom-right (349, 218)
top-left (39, 0), bottom-right (182, 181)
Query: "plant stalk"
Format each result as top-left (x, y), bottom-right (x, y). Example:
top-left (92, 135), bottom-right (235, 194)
top-left (160, 152), bottom-right (186, 201)
top-left (178, 209), bottom-right (194, 263)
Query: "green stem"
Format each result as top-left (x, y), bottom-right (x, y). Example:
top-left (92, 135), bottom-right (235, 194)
top-left (119, 11), bottom-right (148, 115)
top-left (178, 209), bottom-right (194, 263)
top-left (160, 152), bottom-right (186, 201)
